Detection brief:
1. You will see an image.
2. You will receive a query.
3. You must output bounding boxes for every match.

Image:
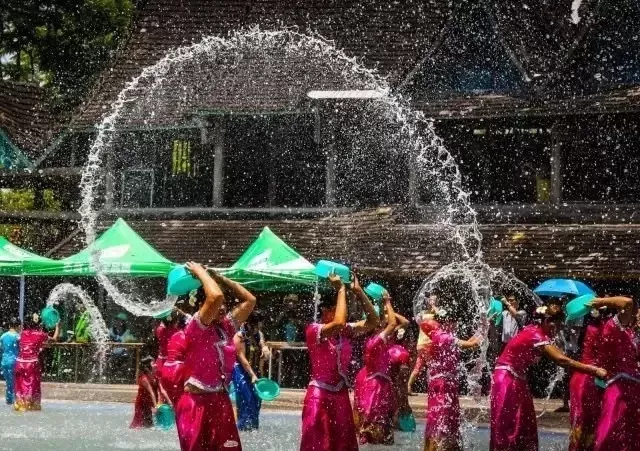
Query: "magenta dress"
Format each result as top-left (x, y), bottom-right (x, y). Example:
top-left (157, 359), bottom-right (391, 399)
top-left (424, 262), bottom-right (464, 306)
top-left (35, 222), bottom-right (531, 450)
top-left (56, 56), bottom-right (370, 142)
top-left (130, 373), bottom-right (157, 428)
top-left (14, 329), bottom-right (48, 411)
top-left (424, 329), bottom-right (462, 451)
top-left (569, 323), bottom-right (603, 451)
top-left (160, 329), bottom-right (186, 406)
top-left (353, 332), bottom-right (395, 445)
top-left (594, 316), bottom-right (640, 450)
top-left (300, 322), bottom-right (359, 451)
top-left (155, 323), bottom-right (177, 378)
top-left (176, 313), bottom-right (241, 451)
top-left (490, 324), bottom-right (551, 451)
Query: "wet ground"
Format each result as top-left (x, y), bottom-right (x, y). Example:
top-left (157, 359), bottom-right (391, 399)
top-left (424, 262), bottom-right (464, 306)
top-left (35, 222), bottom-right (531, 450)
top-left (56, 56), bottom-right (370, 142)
top-left (0, 401), bottom-right (568, 450)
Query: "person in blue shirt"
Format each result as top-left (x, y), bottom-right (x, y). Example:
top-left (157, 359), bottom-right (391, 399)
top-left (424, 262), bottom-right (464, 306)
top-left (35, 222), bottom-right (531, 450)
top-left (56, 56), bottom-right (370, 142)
top-left (232, 312), bottom-right (264, 431)
top-left (0, 318), bottom-right (20, 404)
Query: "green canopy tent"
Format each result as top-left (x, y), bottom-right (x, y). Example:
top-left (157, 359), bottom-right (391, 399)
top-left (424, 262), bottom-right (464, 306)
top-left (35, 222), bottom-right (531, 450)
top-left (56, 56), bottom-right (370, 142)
top-left (0, 237), bottom-right (62, 322)
top-left (29, 218), bottom-right (176, 277)
top-left (224, 227), bottom-right (317, 291)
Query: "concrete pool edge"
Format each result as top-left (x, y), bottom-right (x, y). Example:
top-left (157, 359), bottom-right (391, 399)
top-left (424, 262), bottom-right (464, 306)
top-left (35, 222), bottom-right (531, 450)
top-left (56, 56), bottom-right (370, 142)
top-left (0, 382), bottom-right (570, 430)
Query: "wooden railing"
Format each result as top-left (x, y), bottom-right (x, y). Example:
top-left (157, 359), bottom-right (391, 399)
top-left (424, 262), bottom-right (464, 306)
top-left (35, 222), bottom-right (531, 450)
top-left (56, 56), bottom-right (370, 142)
top-left (43, 342), bottom-right (145, 383)
top-left (265, 341), bottom-right (308, 385)
top-left (34, 341), bottom-right (305, 386)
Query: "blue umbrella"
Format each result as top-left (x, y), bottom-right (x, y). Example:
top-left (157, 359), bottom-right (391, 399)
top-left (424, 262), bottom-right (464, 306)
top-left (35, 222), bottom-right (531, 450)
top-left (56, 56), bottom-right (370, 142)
top-left (533, 279), bottom-right (595, 298)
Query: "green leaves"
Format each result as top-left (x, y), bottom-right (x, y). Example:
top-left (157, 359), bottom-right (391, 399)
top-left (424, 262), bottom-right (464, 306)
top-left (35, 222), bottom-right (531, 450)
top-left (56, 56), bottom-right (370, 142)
top-left (0, 0), bottom-right (135, 108)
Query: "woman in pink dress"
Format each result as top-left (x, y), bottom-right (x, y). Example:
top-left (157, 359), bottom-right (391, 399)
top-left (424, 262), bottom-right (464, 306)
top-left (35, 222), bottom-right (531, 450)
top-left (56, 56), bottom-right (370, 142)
top-left (175, 262), bottom-right (256, 451)
top-left (353, 293), bottom-right (398, 445)
top-left (160, 314), bottom-right (187, 406)
top-left (300, 274), bottom-right (378, 451)
top-left (490, 304), bottom-right (606, 451)
top-left (387, 312), bottom-right (412, 430)
top-left (130, 356), bottom-right (160, 429)
top-left (569, 308), bottom-right (610, 451)
top-left (155, 312), bottom-right (179, 379)
top-left (420, 318), bottom-right (481, 451)
top-left (591, 296), bottom-right (640, 450)
top-left (14, 313), bottom-right (60, 411)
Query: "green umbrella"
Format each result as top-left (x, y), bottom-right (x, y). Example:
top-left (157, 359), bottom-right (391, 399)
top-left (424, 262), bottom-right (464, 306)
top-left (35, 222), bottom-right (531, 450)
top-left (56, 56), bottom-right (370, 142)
top-left (224, 227), bottom-right (317, 291)
top-left (0, 237), bottom-right (61, 322)
top-left (0, 237), bottom-right (59, 275)
top-left (31, 218), bottom-right (176, 277)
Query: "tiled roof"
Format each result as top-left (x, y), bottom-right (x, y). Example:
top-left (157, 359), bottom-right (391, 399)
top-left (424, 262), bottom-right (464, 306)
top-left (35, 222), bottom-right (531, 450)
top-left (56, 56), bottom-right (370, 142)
top-left (414, 86), bottom-right (640, 120)
top-left (0, 80), bottom-right (58, 159)
top-left (74, 0), bottom-right (454, 126)
top-left (50, 209), bottom-right (640, 280)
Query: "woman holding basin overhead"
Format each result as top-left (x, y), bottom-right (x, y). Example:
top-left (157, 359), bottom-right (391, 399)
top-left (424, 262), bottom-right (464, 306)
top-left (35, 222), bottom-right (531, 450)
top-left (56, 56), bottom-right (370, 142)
top-left (589, 295), bottom-right (640, 451)
top-left (300, 265), bottom-right (379, 451)
top-left (175, 262), bottom-right (256, 451)
top-left (566, 296), bottom-right (612, 451)
top-left (14, 311), bottom-right (60, 411)
top-left (490, 303), bottom-right (606, 451)
top-left (353, 287), bottom-right (398, 445)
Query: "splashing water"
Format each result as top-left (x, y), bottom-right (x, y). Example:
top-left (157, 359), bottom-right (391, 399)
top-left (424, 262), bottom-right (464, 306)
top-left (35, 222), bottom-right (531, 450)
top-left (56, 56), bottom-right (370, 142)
top-left (69, 27), bottom-right (544, 426)
top-left (46, 283), bottom-right (110, 379)
top-left (76, 28), bottom-right (481, 317)
top-left (538, 366), bottom-right (566, 418)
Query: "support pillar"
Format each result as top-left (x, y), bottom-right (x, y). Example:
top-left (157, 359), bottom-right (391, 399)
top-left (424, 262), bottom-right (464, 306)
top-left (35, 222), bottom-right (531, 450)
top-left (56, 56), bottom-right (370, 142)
top-left (211, 118), bottom-right (225, 207)
top-left (550, 123), bottom-right (563, 204)
top-left (316, 108), bottom-right (336, 207)
top-left (105, 148), bottom-right (114, 209)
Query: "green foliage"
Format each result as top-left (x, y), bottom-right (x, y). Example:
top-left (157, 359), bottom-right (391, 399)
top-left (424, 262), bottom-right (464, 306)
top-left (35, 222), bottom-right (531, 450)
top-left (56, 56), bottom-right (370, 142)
top-left (0, 188), bottom-right (62, 211)
top-left (0, 0), bottom-right (135, 107)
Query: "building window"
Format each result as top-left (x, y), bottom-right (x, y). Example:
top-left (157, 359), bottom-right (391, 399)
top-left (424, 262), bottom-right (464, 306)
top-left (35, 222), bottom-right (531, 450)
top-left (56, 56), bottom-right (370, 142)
top-left (562, 116), bottom-right (640, 202)
top-left (171, 140), bottom-right (194, 176)
top-left (435, 121), bottom-right (552, 204)
top-left (113, 129), bottom-right (212, 208)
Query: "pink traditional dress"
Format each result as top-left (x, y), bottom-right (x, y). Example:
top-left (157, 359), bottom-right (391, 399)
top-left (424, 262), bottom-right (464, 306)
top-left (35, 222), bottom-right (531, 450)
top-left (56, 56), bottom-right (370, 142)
top-left (353, 332), bottom-right (395, 445)
top-left (424, 329), bottom-right (463, 451)
top-left (130, 372), bottom-right (157, 428)
top-left (14, 328), bottom-right (49, 411)
top-left (160, 329), bottom-right (186, 406)
top-left (490, 324), bottom-right (551, 451)
top-left (569, 322), bottom-right (604, 451)
top-left (176, 313), bottom-right (241, 451)
top-left (594, 316), bottom-right (640, 451)
top-left (300, 322), bottom-right (359, 451)
top-left (155, 323), bottom-right (177, 378)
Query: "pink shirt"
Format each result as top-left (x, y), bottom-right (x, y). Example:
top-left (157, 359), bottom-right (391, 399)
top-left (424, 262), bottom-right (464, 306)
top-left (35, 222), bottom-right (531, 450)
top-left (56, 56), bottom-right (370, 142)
top-left (580, 323), bottom-right (603, 366)
top-left (306, 322), bottom-right (352, 391)
top-left (363, 333), bottom-right (392, 380)
top-left (166, 330), bottom-right (186, 363)
top-left (17, 329), bottom-right (48, 361)
top-left (428, 330), bottom-right (459, 380)
top-left (183, 313), bottom-right (237, 392)
top-left (155, 323), bottom-right (178, 359)
top-left (495, 324), bottom-right (551, 379)
top-left (599, 316), bottom-right (639, 378)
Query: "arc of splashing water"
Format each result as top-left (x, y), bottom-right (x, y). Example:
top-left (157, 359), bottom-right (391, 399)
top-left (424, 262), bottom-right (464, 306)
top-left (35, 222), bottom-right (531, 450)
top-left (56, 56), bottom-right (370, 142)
top-left (76, 28), bottom-right (481, 318)
top-left (47, 283), bottom-right (110, 379)
top-left (413, 261), bottom-right (542, 426)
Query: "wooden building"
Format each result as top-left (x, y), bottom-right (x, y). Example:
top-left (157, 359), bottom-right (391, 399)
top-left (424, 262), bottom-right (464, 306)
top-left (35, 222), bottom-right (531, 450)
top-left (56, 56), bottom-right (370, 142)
top-left (1, 0), bottom-right (640, 309)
